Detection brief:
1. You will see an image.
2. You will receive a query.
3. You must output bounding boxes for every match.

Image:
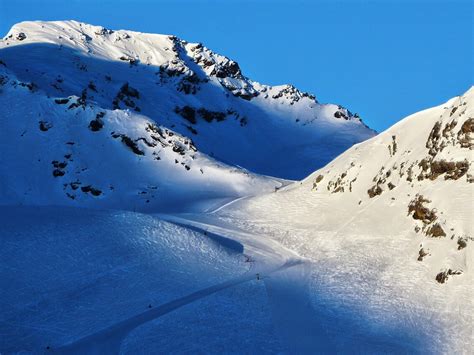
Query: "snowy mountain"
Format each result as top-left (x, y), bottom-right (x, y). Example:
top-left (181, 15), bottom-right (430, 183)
top-left (214, 87), bottom-right (473, 352)
top-left (2, 19), bottom-right (471, 354)
top-left (0, 65), bottom-right (281, 212)
top-left (0, 20), bottom-right (375, 186)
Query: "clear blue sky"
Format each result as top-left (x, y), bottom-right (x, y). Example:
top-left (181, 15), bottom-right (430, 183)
top-left (0, 0), bottom-right (472, 131)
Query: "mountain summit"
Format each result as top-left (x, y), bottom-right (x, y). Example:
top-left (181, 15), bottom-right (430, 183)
top-left (1, 20), bottom-right (374, 180)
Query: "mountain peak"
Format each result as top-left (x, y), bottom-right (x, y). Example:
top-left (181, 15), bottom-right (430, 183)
top-left (1, 20), bottom-right (375, 187)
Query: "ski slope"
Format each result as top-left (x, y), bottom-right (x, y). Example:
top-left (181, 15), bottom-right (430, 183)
top-left (1, 206), bottom-right (435, 354)
top-left (0, 19), bottom-right (472, 355)
top-left (215, 87), bottom-right (474, 353)
top-left (0, 206), bottom-right (285, 353)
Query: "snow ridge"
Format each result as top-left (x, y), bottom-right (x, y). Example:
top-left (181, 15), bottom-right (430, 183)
top-left (0, 20), bottom-right (375, 182)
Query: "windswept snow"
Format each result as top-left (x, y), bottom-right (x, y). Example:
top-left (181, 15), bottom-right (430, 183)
top-left (0, 19), bottom-right (472, 355)
top-left (0, 66), bottom-right (281, 212)
top-left (0, 206), bottom-right (283, 353)
top-left (213, 87), bottom-right (474, 353)
top-left (0, 20), bottom-right (375, 182)
top-left (0, 206), bottom-right (434, 354)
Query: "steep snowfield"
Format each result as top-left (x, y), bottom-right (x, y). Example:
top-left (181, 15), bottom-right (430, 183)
top-left (215, 87), bottom-right (474, 353)
top-left (0, 66), bottom-right (280, 212)
top-left (0, 20), bottom-right (375, 180)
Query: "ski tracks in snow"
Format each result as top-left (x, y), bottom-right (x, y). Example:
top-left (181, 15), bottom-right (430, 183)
top-left (54, 262), bottom-right (302, 354)
top-left (52, 214), bottom-right (315, 354)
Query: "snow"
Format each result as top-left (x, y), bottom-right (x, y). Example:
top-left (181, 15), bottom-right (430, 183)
top-left (0, 206), bottom-right (434, 354)
top-left (0, 65), bottom-right (282, 212)
top-left (0, 206), bottom-right (251, 352)
top-left (0, 19), bottom-right (472, 354)
top-left (212, 87), bottom-right (474, 353)
top-left (0, 20), bottom-right (375, 181)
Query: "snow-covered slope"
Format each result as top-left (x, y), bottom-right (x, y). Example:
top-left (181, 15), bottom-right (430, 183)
top-left (0, 66), bottom-right (279, 212)
top-left (0, 20), bottom-right (375, 180)
top-left (0, 206), bottom-right (287, 353)
top-left (216, 88), bottom-right (474, 352)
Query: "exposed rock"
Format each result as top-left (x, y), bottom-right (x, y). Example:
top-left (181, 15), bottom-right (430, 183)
top-left (113, 83), bottom-right (140, 111)
top-left (418, 158), bottom-right (469, 181)
top-left (16, 32), bottom-right (27, 41)
top-left (119, 55), bottom-right (138, 66)
top-left (367, 184), bottom-right (382, 198)
top-left (136, 137), bottom-right (157, 148)
top-left (89, 112), bottom-right (105, 132)
top-left (430, 159), bottom-right (469, 180)
top-left (68, 89), bottom-right (87, 109)
top-left (94, 27), bottom-right (113, 36)
top-left (52, 169), bottom-right (65, 177)
top-left (426, 121), bottom-right (442, 156)
top-left (112, 133), bottom-right (145, 155)
top-left (457, 238), bottom-right (467, 250)
top-left (435, 269), bottom-right (462, 284)
top-left (197, 108), bottom-right (226, 122)
top-left (388, 135), bottom-right (398, 156)
top-left (54, 98), bottom-right (70, 105)
top-left (457, 117), bottom-right (473, 149)
top-left (272, 85), bottom-right (315, 104)
top-left (39, 121), bottom-right (52, 132)
top-left (81, 185), bottom-right (102, 196)
top-left (426, 223), bottom-right (446, 238)
top-left (176, 106), bottom-right (196, 124)
top-left (417, 248), bottom-right (429, 261)
top-left (88, 81), bottom-right (98, 92)
top-left (120, 83), bottom-right (139, 98)
top-left (408, 195), bottom-right (437, 224)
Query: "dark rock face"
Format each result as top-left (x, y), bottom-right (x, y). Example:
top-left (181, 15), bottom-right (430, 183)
top-left (272, 85), bottom-right (315, 105)
top-left (39, 121), bottom-right (52, 131)
top-left (334, 110), bottom-right (348, 120)
top-left (68, 89), bottom-right (87, 109)
top-left (430, 160), bottom-right (469, 180)
top-left (16, 32), bottom-right (27, 41)
top-left (408, 195), bottom-right (437, 224)
top-left (113, 83), bottom-right (140, 111)
top-left (418, 159), bottom-right (470, 181)
top-left (417, 248), bottom-right (429, 261)
top-left (81, 185), bottom-right (102, 196)
top-left (457, 238), bottom-right (467, 250)
top-left (197, 108), bottom-right (226, 122)
top-left (111, 133), bottom-right (145, 155)
top-left (51, 160), bottom-right (67, 177)
top-left (119, 55), bottom-right (138, 66)
top-left (176, 106), bottom-right (196, 124)
top-left (94, 27), bottom-right (114, 36)
top-left (367, 184), bottom-right (383, 198)
top-left (435, 269), bottom-right (462, 284)
top-left (52, 169), bottom-right (65, 177)
top-left (426, 121), bottom-right (442, 156)
top-left (54, 98), bottom-right (70, 105)
top-left (458, 117), bottom-right (473, 148)
top-left (89, 119), bottom-right (103, 131)
top-left (426, 223), bottom-right (446, 238)
top-left (89, 112), bottom-right (105, 132)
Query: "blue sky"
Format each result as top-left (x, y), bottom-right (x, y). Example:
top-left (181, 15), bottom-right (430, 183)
top-left (0, 0), bottom-right (472, 131)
